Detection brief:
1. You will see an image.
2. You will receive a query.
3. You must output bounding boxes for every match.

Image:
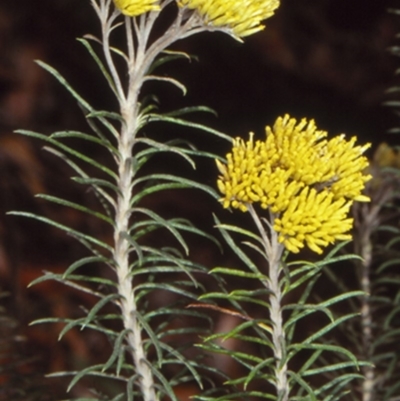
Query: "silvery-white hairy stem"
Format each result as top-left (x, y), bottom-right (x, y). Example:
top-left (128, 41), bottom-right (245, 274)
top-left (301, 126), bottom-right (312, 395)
top-left (354, 181), bottom-right (396, 401)
top-left (248, 205), bottom-right (289, 401)
top-left (354, 201), bottom-right (381, 401)
top-left (89, 1), bottom-right (211, 400)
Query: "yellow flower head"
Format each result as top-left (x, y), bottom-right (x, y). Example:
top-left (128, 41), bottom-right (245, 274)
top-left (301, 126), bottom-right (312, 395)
top-left (113, 0), bottom-right (160, 16)
top-left (178, 0), bottom-right (280, 38)
top-left (216, 114), bottom-right (372, 254)
top-left (273, 188), bottom-right (353, 254)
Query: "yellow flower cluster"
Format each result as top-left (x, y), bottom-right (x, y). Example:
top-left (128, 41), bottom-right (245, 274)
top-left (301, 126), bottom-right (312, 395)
top-left (178, 0), bottom-right (280, 38)
top-left (216, 114), bottom-right (372, 254)
top-left (113, 0), bottom-right (160, 16)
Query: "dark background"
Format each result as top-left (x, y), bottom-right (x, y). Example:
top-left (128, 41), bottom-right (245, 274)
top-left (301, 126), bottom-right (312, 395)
top-left (1, 0), bottom-right (400, 399)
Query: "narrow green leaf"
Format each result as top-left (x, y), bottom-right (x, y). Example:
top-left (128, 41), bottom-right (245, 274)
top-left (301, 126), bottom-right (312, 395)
top-left (148, 50), bottom-right (192, 74)
top-left (147, 361), bottom-right (178, 401)
top-left (135, 137), bottom-right (195, 168)
top-left (42, 146), bottom-right (116, 208)
top-left (16, 129), bottom-right (117, 178)
top-left (143, 75), bottom-right (187, 95)
top-left (102, 329), bottom-right (130, 372)
top-left (50, 130), bottom-right (118, 155)
top-left (166, 218), bottom-right (222, 250)
top-left (131, 183), bottom-right (190, 205)
top-left (134, 282), bottom-right (198, 301)
top-left (131, 207), bottom-right (188, 254)
top-left (36, 194), bottom-right (114, 225)
top-left (316, 373), bottom-right (364, 396)
top-left (288, 343), bottom-right (359, 368)
top-left (72, 176), bottom-right (120, 194)
top-left (302, 313), bottom-right (360, 345)
top-left (210, 267), bottom-right (268, 280)
top-left (127, 374), bottom-right (139, 401)
top-left (29, 316), bottom-right (119, 332)
top-left (63, 256), bottom-right (113, 278)
top-left (146, 113), bottom-right (232, 142)
top-left (242, 240), bottom-right (268, 260)
top-left (77, 38), bottom-right (118, 96)
top-left (163, 105), bottom-right (217, 119)
top-left (284, 305), bottom-right (334, 332)
top-left (132, 174), bottom-right (219, 200)
top-left (36, 60), bottom-right (92, 111)
top-left (243, 358), bottom-right (275, 390)
top-left (63, 365), bottom-right (128, 392)
top-left (28, 271), bottom-right (109, 300)
top-left (215, 223), bottom-right (264, 244)
top-left (130, 245), bottom-right (199, 283)
top-left (302, 361), bottom-right (367, 376)
top-left (87, 110), bottom-right (124, 122)
top-left (84, 104), bottom-right (120, 140)
top-left (8, 211), bottom-right (112, 251)
top-left (158, 342), bottom-right (203, 389)
top-left (225, 290), bottom-right (271, 308)
top-left (287, 371), bottom-right (317, 401)
top-left (376, 258), bottom-right (400, 274)
top-left (82, 293), bottom-right (120, 330)
top-left (48, 368), bottom-right (129, 381)
top-left (58, 317), bottom-right (89, 341)
top-left (135, 310), bottom-right (164, 364)
top-left (145, 308), bottom-right (212, 325)
top-left (214, 215), bottom-right (261, 276)
top-left (120, 231), bottom-right (144, 267)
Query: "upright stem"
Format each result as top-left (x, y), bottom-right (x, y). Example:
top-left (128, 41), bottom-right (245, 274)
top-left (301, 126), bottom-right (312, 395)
top-left (99, 4), bottom-right (157, 399)
top-left (248, 206), bottom-right (288, 401)
top-left (355, 202), bottom-right (377, 401)
top-left (113, 84), bottom-right (158, 400)
top-left (359, 244), bottom-right (374, 401)
top-left (354, 182), bottom-right (398, 401)
top-left (96, 3), bottom-right (207, 399)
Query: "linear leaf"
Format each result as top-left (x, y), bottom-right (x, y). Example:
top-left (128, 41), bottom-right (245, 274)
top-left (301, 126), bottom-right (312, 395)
top-left (102, 329), bottom-right (130, 373)
top-left (72, 176), bottom-right (120, 194)
top-left (146, 113), bottom-right (232, 142)
top-left (209, 267), bottom-right (268, 280)
top-left (147, 50), bottom-right (192, 74)
top-left (42, 146), bottom-right (116, 208)
top-left (81, 293), bottom-right (120, 330)
top-left (288, 370), bottom-right (317, 401)
top-left (36, 60), bottom-right (92, 111)
top-left (131, 182), bottom-right (190, 205)
top-left (36, 194), bottom-right (114, 225)
top-left (214, 215), bottom-right (261, 276)
top-left (16, 129), bottom-right (117, 178)
top-left (136, 137), bottom-right (195, 168)
top-left (63, 256), bottom-right (113, 277)
top-left (143, 75), bottom-right (187, 94)
top-left (50, 130), bottom-right (118, 155)
top-left (8, 211), bottom-right (112, 251)
top-left (132, 174), bottom-right (219, 200)
top-left (78, 38), bottom-right (118, 96)
top-left (131, 208), bottom-right (188, 254)
top-left (302, 313), bottom-right (359, 345)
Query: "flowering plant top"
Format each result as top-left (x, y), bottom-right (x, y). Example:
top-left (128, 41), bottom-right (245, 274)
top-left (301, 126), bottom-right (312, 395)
top-left (217, 114), bottom-right (372, 254)
top-left (178, 0), bottom-right (280, 38)
top-left (112, 0), bottom-right (280, 39)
